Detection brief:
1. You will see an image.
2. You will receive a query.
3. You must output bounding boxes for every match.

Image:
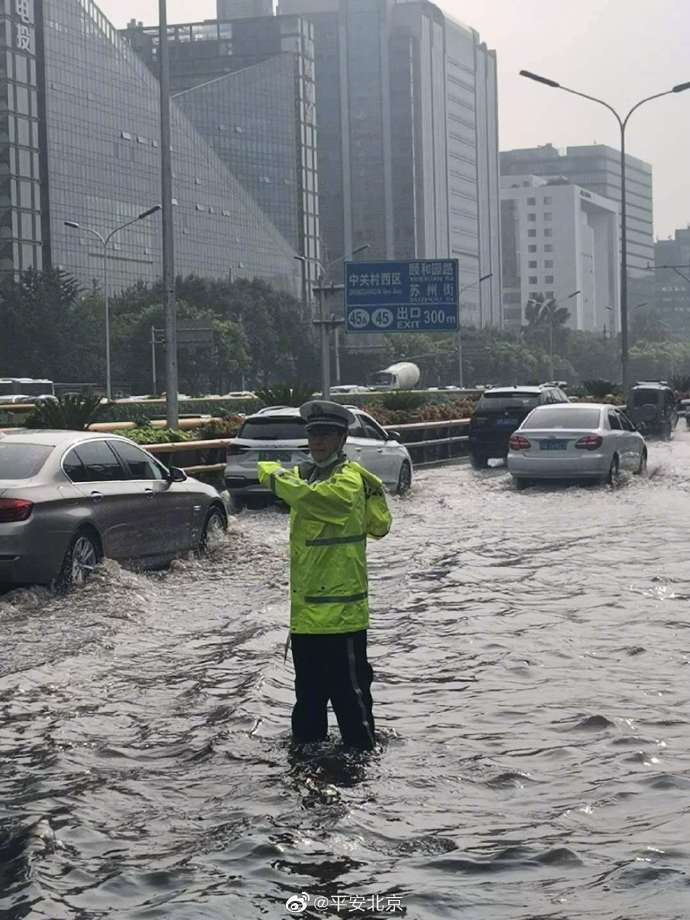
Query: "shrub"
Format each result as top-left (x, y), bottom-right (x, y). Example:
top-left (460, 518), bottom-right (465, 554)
top-left (27, 394), bottom-right (104, 430)
top-left (195, 415), bottom-right (245, 440)
top-left (583, 379), bottom-right (621, 399)
top-left (254, 383), bottom-right (316, 408)
top-left (380, 391), bottom-right (427, 412)
top-left (126, 427), bottom-right (193, 445)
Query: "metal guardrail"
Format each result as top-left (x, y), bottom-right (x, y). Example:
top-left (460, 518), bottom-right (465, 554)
top-left (141, 419), bottom-right (471, 476)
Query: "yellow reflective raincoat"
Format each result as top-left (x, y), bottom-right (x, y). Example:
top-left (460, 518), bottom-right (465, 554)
top-left (257, 458), bottom-right (391, 634)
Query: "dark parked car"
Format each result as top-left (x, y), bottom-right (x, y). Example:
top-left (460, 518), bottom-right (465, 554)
top-left (468, 384), bottom-right (570, 468)
top-left (0, 430), bottom-right (227, 589)
top-left (627, 382), bottom-right (678, 440)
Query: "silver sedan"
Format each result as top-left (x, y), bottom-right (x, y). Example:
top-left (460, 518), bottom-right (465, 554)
top-left (0, 430), bottom-right (227, 589)
top-left (507, 403), bottom-right (647, 488)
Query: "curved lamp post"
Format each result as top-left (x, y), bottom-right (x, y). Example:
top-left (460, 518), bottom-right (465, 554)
top-left (65, 205), bottom-right (161, 399)
top-left (457, 273), bottom-right (493, 387)
top-left (519, 70), bottom-right (690, 395)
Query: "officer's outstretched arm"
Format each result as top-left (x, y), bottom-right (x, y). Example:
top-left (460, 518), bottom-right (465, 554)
top-left (257, 461), bottom-right (357, 524)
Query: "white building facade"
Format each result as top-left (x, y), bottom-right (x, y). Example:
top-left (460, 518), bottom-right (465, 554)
top-left (500, 176), bottom-right (620, 335)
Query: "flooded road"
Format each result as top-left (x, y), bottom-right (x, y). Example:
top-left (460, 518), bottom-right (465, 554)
top-left (2, 433), bottom-right (690, 919)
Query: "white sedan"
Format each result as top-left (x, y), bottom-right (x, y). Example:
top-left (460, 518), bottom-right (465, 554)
top-left (507, 403), bottom-right (647, 489)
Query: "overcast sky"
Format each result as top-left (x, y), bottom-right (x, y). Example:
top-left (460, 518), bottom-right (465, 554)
top-left (100, 0), bottom-right (690, 240)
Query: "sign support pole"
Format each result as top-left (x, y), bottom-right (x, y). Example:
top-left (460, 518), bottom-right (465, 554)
top-left (318, 282), bottom-right (330, 399)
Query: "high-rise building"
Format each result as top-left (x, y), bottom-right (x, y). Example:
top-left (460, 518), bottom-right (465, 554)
top-left (0, 0), bottom-right (300, 294)
top-left (278, 0), bottom-right (501, 327)
top-left (654, 228), bottom-right (690, 335)
top-left (500, 175), bottom-right (619, 334)
top-left (123, 14), bottom-right (320, 304)
top-left (500, 144), bottom-right (654, 278)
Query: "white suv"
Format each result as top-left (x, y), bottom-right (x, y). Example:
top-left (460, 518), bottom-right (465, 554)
top-left (224, 405), bottom-right (412, 509)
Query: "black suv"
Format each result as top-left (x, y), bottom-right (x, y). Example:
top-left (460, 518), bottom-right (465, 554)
top-left (627, 381), bottom-right (678, 440)
top-left (468, 385), bottom-right (569, 468)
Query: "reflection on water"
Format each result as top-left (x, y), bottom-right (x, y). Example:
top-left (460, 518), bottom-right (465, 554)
top-left (2, 435), bottom-right (690, 918)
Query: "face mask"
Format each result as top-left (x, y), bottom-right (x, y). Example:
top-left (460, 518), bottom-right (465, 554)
top-left (313, 449), bottom-right (341, 468)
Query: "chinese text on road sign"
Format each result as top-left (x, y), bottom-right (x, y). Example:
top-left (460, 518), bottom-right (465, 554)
top-left (345, 259), bottom-right (458, 333)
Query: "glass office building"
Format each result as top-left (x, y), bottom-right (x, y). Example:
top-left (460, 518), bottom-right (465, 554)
top-left (279, 0), bottom-right (502, 327)
top-left (123, 14), bottom-right (320, 304)
top-left (0, 0), bottom-right (301, 295)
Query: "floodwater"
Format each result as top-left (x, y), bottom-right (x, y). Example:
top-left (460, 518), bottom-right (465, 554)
top-left (2, 434), bottom-right (690, 920)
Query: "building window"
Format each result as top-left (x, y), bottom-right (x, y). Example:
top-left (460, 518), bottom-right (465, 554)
top-left (544, 228), bottom-right (553, 237)
top-left (546, 291), bottom-right (555, 298)
top-left (529, 291), bottom-right (539, 298)
top-left (528, 276), bottom-right (538, 284)
top-left (544, 212), bottom-right (552, 221)
top-left (527, 197), bottom-right (536, 205)
top-left (545, 275), bottom-right (554, 284)
top-left (544, 244), bottom-right (553, 252)
top-left (528, 260), bottom-right (537, 268)
top-left (544, 260), bottom-right (554, 268)
top-left (528, 244), bottom-right (537, 253)
top-left (544, 196), bottom-right (552, 204)
top-left (528, 213), bottom-right (536, 221)
top-left (528, 229), bottom-right (537, 238)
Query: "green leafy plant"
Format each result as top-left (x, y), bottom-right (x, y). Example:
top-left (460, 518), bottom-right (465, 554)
top-left (195, 415), bottom-right (245, 440)
top-left (670, 375), bottom-right (690, 395)
top-left (380, 391), bottom-right (427, 412)
top-left (126, 427), bottom-right (193, 445)
top-left (582, 379), bottom-right (621, 399)
top-left (254, 383), bottom-right (316, 408)
top-left (27, 394), bottom-right (104, 430)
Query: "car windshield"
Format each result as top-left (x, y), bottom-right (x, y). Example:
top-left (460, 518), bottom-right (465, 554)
top-left (239, 418), bottom-right (307, 440)
top-left (523, 407), bottom-right (601, 429)
top-left (0, 443), bottom-right (53, 479)
top-left (476, 392), bottom-right (540, 412)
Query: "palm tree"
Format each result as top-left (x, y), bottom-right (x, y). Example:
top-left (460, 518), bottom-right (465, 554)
top-left (523, 293), bottom-right (572, 378)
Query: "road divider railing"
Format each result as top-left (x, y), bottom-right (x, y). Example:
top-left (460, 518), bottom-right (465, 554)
top-left (138, 419), bottom-right (470, 479)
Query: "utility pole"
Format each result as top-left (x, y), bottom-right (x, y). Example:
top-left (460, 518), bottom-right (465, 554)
top-left (159, 0), bottom-right (178, 428)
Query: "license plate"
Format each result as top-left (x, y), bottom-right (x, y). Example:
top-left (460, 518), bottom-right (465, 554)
top-left (539, 440), bottom-right (567, 451)
top-left (258, 451), bottom-right (293, 462)
top-left (496, 418), bottom-right (518, 427)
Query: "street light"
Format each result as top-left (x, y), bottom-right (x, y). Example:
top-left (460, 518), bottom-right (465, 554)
top-left (457, 272), bottom-right (493, 387)
top-left (294, 243), bottom-right (370, 396)
top-left (64, 205), bottom-right (161, 399)
top-left (519, 70), bottom-right (690, 395)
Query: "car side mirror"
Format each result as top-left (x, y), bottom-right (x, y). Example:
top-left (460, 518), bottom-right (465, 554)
top-left (386, 430), bottom-right (401, 441)
top-left (167, 466), bottom-right (187, 483)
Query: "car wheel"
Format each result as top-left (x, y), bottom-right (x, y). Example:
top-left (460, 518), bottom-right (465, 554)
top-left (663, 421), bottom-right (673, 441)
top-left (469, 451), bottom-right (488, 470)
top-left (635, 448), bottom-right (648, 475)
top-left (606, 455), bottom-right (620, 486)
top-left (515, 477), bottom-right (530, 491)
top-left (56, 528), bottom-right (101, 591)
top-left (228, 493), bottom-right (245, 513)
top-left (198, 505), bottom-right (227, 554)
top-left (396, 460), bottom-right (412, 495)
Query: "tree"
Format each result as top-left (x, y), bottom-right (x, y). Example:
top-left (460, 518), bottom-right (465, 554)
top-left (0, 268), bottom-right (85, 380)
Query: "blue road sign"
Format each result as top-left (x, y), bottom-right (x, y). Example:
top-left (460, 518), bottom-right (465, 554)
top-left (345, 259), bottom-right (458, 333)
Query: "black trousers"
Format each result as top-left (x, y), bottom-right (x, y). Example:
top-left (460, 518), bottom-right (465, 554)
top-left (290, 630), bottom-right (375, 751)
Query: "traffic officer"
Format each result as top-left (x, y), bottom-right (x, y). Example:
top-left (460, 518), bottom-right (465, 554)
top-left (257, 400), bottom-right (392, 750)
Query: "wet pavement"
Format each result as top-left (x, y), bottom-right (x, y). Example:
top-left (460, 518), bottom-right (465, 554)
top-left (2, 433), bottom-right (690, 919)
